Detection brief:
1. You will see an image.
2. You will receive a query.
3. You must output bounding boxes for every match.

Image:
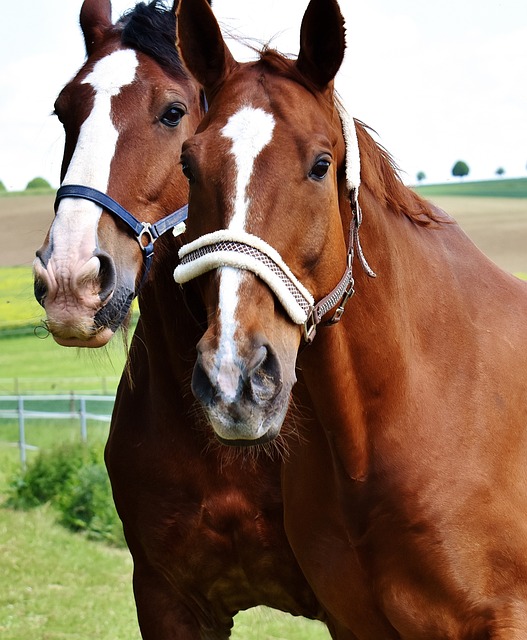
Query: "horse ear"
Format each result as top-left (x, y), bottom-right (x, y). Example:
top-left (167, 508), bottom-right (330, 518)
top-left (176, 0), bottom-right (237, 93)
top-left (80, 0), bottom-right (112, 56)
top-left (172, 0), bottom-right (212, 8)
top-left (296, 0), bottom-right (346, 89)
top-left (172, 0), bottom-right (211, 9)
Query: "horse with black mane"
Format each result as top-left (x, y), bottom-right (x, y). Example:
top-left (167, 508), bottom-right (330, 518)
top-left (174, 0), bottom-right (527, 637)
top-left (33, 1), bottom-right (324, 637)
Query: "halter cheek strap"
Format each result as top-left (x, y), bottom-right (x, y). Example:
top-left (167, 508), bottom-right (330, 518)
top-left (54, 184), bottom-right (188, 291)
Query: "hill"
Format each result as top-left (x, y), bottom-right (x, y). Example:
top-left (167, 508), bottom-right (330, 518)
top-left (0, 188), bottom-right (525, 276)
top-left (414, 177), bottom-right (527, 199)
top-left (0, 193), bottom-right (54, 267)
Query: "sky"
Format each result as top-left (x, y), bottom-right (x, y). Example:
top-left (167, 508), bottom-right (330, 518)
top-left (0, 0), bottom-right (526, 191)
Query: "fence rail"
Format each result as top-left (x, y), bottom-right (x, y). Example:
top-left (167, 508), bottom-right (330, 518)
top-left (0, 377), bottom-right (121, 396)
top-left (0, 394), bottom-right (115, 469)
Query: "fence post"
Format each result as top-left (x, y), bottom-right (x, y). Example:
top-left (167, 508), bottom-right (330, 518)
top-left (79, 397), bottom-right (87, 442)
top-left (17, 396), bottom-right (27, 471)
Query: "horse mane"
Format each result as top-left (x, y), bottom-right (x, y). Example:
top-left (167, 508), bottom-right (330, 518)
top-left (255, 48), bottom-right (441, 227)
top-left (354, 121), bottom-right (442, 226)
top-left (117, 1), bottom-right (187, 79)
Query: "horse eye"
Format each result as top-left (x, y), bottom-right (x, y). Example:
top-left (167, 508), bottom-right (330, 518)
top-left (160, 105), bottom-right (185, 128)
top-left (309, 158), bottom-right (331, 180)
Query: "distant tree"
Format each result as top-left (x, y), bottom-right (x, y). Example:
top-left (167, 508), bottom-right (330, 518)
top-left (416, 171), bottom-right (426, 183)
top-left (495, 167), bottom-right (505, 177)
top-left (452, 160), bottom-right (469, 180)
top-left (0, 180), bottom-right (6, 192)
top-left (26, 177), bottom-right (52, 190)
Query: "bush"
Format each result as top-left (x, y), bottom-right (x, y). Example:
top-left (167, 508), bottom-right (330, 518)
top-left (0, 180), bottom-right (6, 192)
top-left (25, 176), bottom-right (52, 190)
top-left (58, 463), bottom-right (124, 545)
top-left (7, 442), bottom-right (96, 509)
top-left (6, 441), bottom-right (125, 546)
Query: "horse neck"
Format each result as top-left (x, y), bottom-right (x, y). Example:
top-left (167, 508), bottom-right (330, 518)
top-left (135, 240), bottom-right (201, 386)
top-left (297, 185), bottom-right (443, 479)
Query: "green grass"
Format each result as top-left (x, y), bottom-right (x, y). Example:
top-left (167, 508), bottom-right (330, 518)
top-left (0, 504), bottom-right (329, 639)
top-left (414, 176), bottom-right (527, 198)
top-left (0, 503), bottom-right (141, 640)
top-left (0, 266), bottom-right (42, 332)
top-left (0, 333), bottom-right (126, 394)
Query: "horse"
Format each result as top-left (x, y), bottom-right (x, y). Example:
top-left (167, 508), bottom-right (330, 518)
top-left (33, 1), bottom-right (325, 637)
top-left (174, 0), bottom-right (527, 637)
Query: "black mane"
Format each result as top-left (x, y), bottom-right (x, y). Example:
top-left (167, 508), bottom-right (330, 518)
top-left (118, 1), bottom-right (186, 78)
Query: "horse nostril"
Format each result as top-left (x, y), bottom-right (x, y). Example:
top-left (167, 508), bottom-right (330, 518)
top-left (95, 252), bottom-right (117, 304)
top-left (192, 353), bottom-right (216, 406)
top-left (33, 256), bottom-right (50, 308)
top-left (34, 276), bottom-right (47, 308)
top-left (247, 344), bottom-right (283, 403)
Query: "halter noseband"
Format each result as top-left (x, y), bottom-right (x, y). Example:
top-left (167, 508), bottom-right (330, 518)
top-left (54, 184), bottom-right (188, 291)
top-left (174, 189), bottom-right (374, 342)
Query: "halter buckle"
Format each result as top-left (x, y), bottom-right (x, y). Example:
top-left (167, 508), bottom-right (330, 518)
top-left (303, 309), bottom-right (317, 343)
top-left (327, 277), bottom-right (355, 325)
top-left (137, 222), bottom-right (155, 253)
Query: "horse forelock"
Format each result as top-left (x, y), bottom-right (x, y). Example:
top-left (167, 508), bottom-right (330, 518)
top-left (118, 1), bottom-right (187, 79)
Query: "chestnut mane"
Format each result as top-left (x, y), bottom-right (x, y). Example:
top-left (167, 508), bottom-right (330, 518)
top-left (255, 48), bottom-right (440, 226)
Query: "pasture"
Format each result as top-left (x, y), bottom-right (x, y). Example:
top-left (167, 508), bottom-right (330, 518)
top-left (0, 188), bottom-right (526, 638)
top-left (0, 506), bottom-right (329, 640)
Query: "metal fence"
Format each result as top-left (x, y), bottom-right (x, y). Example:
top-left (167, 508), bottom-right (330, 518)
top-left (0, 377), bottom-right (120, 396)
top-left (0, 394), bottom-right (115, 469)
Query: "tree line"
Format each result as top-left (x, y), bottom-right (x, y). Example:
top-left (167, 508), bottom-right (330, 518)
top-left (0, 177), bottom-right (52, 193)
top-left (416, 161), bottom-right (524, 184)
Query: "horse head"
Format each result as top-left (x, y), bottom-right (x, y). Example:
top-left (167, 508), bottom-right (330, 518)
top-left (175, 0), bottom-right (353, 444)
top-left (34, 0), bottom-right (204, 346)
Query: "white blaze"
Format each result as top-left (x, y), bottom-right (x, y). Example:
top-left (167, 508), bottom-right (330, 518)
top-left (215, 106), bottom-right (275, 391)
top-left (51, 49), bottom-right (139, 264)
top-left (221, 105), bottom-right (275, 231)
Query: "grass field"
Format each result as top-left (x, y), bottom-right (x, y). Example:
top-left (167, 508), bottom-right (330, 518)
top-left (0, 506), bottom-right (329, 640)
top-left (0, 266), bottom-right (42, 331)
top-left (414, 176), bottom-right (527, 198)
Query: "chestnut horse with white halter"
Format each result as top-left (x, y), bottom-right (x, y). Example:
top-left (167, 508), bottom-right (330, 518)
top-left (175, 0), bottom-right (527, 637)
top-left (33, 1), bottom-right (324, 637)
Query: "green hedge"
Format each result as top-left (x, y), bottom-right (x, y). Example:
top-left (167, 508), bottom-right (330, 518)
top-left (6, 441), bottom-right (125, 546)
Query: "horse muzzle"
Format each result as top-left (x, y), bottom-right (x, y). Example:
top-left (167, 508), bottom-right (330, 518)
top-left (192, 338), bottom-right (292, 446)
top-left (33, 248), bottom-right (133, 348)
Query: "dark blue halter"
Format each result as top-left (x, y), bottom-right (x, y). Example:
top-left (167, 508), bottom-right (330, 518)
top-left (54, 184), bottom-right (188, 291)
